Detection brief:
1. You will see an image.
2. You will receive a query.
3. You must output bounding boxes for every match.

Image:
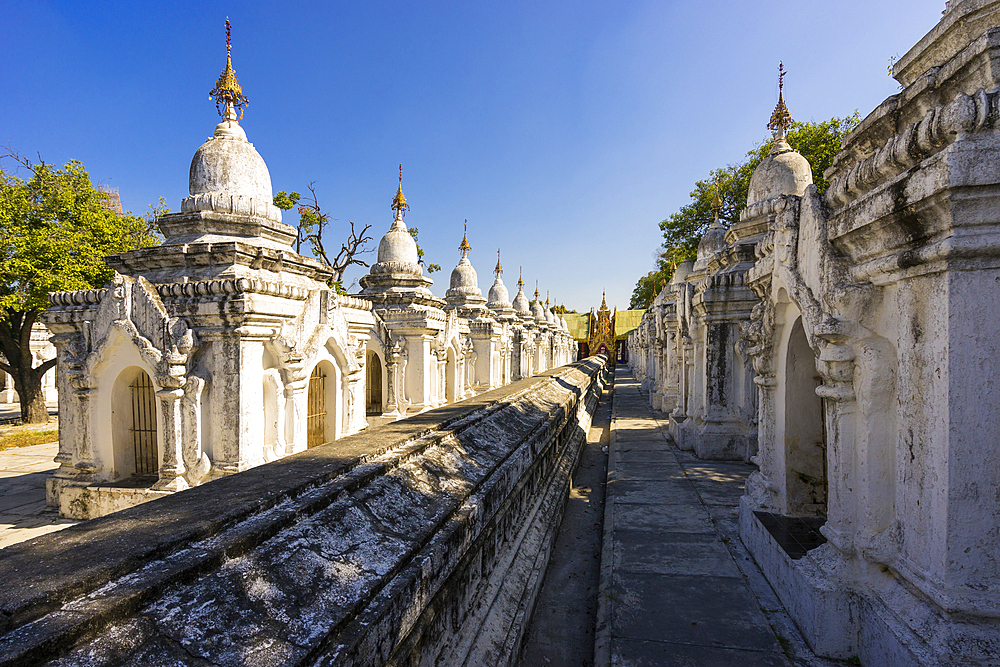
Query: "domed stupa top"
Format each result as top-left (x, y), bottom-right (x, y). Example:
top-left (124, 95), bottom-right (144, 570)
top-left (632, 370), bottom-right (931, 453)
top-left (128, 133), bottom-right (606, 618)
top-left (487, 249), bottom-right (512, 309)
top-left (181, 20), bottom-right (281, 224)
top-left (747, 63), bottom-right (813, 206)
top-left (512, 269), bottom-right (531, 315)
top-left (544, 295), bottom-right (557, 325)
top-left (531, 284), bottom-right (547, 323)
top-left (695, 186), bottom-right (728, 269)
top-left (446, 221), bottom-right (486, 310)
top-left (447, 221), bottom-right (482, 296)
top-left (560, 314), bottom-right (569, 331)
top-left (371, 165), bottom-right (423, 275)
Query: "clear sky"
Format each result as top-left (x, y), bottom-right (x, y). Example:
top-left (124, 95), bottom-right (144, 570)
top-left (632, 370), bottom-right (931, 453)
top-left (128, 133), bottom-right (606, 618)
top-left (2, 0), bottom-right (947, 312)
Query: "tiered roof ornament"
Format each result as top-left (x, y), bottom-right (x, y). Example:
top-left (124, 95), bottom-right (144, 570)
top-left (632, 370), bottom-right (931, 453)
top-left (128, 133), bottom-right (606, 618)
top-left (459, 220), bottom-right (471, 255)
top-left (209, 19), bottom-right (250, 123)
top-left (767, 62), bottom-right (793, 141)
top-left (392, 164), bottom-right (409, 219)
top-left (495, 249), bottom-right (503, 276)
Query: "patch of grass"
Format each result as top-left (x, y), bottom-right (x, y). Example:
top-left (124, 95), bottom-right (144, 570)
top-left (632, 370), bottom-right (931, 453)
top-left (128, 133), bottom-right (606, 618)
top-left (776, 633), bottom-right (791, 655)
top-left (0, 429), bottom-right (58, 451)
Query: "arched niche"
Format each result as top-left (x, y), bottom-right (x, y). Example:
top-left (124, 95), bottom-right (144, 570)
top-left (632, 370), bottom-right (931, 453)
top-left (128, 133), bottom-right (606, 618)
top-left (111, 366), bottom-right (160, 481)
top-left (366, 350), bottom-right (383, 415)
top-left (307, 359), bottom-right (339, 448)
top-left (783, 316), bottom-right (827, 517)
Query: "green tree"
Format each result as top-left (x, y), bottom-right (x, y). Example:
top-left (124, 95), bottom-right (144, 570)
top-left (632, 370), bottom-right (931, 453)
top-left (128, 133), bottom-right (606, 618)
top-left (0, 152), bottom-right (162, 422)
top-left (274, 184), bottom-right (374, 293)
top-left (406, 227), bottom-right (441, 273)
top-left (633, 113), bottom-right (860, 309)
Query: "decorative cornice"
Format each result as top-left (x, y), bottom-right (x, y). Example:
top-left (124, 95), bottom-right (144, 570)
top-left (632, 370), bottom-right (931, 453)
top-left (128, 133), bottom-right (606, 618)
top-left (826, 88), bottom-right (995, 210)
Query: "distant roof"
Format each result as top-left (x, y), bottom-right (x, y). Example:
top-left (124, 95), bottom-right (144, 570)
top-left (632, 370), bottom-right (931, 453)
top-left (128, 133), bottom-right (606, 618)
top-left (561, 309), bottom-right (645, 342)
top-left (563, 313), bottom-right (590, 341)
top-left (614, 310), bottom-right (645, 338)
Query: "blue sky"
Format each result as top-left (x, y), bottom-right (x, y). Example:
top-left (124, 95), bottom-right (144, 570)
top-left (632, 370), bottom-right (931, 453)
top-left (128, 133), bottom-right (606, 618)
top-left (2, 0), bottom-right (946, 311)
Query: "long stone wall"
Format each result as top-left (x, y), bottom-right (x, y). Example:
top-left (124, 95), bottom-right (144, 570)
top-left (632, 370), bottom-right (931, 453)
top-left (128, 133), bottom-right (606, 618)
top-left (0, 356), bottom-right (608, 667)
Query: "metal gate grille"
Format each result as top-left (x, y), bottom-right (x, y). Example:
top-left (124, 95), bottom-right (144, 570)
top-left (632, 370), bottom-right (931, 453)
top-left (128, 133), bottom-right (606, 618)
top-left (130, 371), bottom-right (158, 475)
top-left (307, 365), bottom-right (327, 448)
top-left (366, 352), bottom-right (382, 415)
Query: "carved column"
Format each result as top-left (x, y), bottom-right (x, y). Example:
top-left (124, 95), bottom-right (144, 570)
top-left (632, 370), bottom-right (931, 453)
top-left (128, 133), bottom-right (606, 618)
top-left (153, 386), bottom-right (188, 491)
top-left (70, 385), bottom-right (99, 480)
top-left (815, 332), bottom-right (858, 556)
top-left (284, 376), bottom-right (309, 454)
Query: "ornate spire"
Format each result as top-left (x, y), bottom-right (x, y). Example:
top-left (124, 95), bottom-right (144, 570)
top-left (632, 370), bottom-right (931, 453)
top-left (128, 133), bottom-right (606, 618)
top-left (545, 292), bottom-right (550, 308)
top-left (534, 281), bottom-right (540, 301)
top-left (518, 267), bottom-right (524, 288)
top-left (495, 249), bottom-right (503, 276)
top-left (391, 164), bottom-right (409, 219)
top-left (711, 177), bottom-right (724, 227)
top-left (459, 219), bottom-right (471, 255)
top-left (209, 19), bottom-right (250, 121)
top-left (601, 290), bottom-right (608, 310)
top-left (767, 62), bottom-right (792, 141)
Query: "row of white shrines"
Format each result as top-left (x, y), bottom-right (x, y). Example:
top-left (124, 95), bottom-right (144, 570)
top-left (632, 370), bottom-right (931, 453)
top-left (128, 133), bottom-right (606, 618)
top-left (626, 2), bottom-right (1000, 663)
top-left (41, 96), bottom-right (577, 523)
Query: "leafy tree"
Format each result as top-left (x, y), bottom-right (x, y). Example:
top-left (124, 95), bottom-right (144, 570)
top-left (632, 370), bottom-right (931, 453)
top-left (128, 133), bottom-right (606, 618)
top-left (632, 113), bottom-right (860, 310)
top-left (0, 151), bottom-right (162, 422)
top-left (406, 227), bottom-right (441, 273)
top-left (274, 184), bottom-right (374, 292)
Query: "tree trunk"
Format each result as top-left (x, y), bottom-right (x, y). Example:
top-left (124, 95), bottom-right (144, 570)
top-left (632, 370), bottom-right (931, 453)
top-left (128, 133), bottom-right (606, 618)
top-left (15, 372), bottom-right (49, 423)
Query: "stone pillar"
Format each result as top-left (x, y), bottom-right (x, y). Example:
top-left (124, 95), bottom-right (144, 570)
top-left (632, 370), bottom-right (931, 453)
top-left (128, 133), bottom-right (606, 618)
top-left (70, 385), bottom-right (99, 479)
top-left (284, 377), bottom-right (308, 454)
top-left (153, 387), bottom-right (188, 492)
top-left (815, 335), bottom-right (858, 556)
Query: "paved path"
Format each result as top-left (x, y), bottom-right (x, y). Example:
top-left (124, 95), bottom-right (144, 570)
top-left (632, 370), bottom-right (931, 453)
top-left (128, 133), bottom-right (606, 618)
top-left (0, 441), bottom-right (78, 549)
top-left (595, 367), bottom-right (839, 667)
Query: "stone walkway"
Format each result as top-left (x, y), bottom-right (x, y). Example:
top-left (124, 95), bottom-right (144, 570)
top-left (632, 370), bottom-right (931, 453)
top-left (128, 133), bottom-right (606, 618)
top-left (0, 441), bottom-right (77, 549)
top-left (595, 367), bottom-right (840, 667)
top-left (0, 402), bottom-right (75, 550)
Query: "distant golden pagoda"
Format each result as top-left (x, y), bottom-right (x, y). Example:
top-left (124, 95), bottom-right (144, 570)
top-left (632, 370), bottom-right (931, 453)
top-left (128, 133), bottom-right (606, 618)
top-left (208, 19), bottom-right (249, 120)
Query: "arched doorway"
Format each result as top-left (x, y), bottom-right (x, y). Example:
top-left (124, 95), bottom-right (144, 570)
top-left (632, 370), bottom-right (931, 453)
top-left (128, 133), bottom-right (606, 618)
top-left (784, 317), bottom-right (827, 517)
top-left (307, 364), bottom-right (327, 448)
top-left (112, 367), bottom-right (159, 479)
top-left (366, 351), bottom-right (383, 415)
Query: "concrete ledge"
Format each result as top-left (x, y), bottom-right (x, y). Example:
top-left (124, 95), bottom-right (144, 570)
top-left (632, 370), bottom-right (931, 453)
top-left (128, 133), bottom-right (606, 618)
top-left (0, 356), bottom-right (608, 666)
top-left (739, 496), bottom-right (859, 659)
top-left (740, 497), bottom-right (1000, 665)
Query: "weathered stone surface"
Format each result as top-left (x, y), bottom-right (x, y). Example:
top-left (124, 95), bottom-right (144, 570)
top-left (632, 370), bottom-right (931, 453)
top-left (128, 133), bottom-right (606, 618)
top-left (628, 4), bottom-right (1000, 663)
top-left (0, 356), bottom-right (606, 667)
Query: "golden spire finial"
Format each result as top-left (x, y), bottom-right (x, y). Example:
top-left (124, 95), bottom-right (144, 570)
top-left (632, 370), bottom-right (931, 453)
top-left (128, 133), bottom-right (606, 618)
top-left (209, 19), bottom-right (249, 121)
top-left (518, 267), bottom-right (524, 288)
top-left (767, 62), bottom-right (793, 140)
top-left (459, 219), bottom-right (471, 254)
top-left (545, 292), bottom-right (550, 308)
top-left (601, 290), bottom-right (608, 310)
top-left (534, 281), bottom-right (540, 301)
top-left (392, 164), bottom-right (409, 217)
top-left (711, 176), bottom-right (723, 224)
top-left (495, 249), bottom-right (503, 276)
